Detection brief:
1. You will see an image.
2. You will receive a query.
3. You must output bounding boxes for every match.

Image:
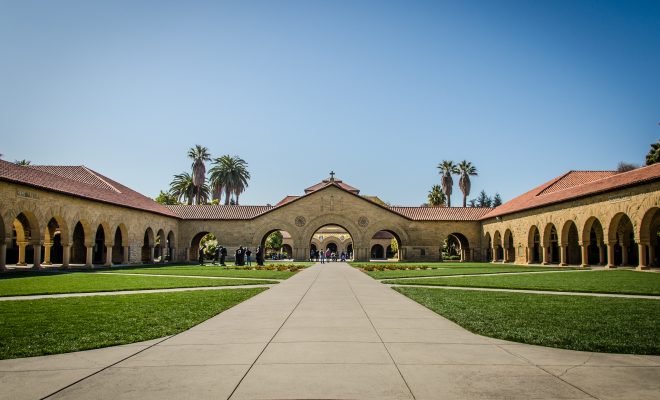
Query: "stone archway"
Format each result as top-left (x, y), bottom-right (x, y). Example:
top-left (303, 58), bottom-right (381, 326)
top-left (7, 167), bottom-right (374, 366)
top-left (582, 217), bottom-right (605, 266)
top-left (607, 212), bottom-right (638, 267)
top-left (542, 223), bottom-right (560, 264)
top-left (560, 220), bottom-right (581, 266)
top-left (142, 228), bottom-right (155, 263)
top-left (527, 225), bottom-right (541, 264)
top-left (503, 229), bottom-right (515, 263)
top-left (370, 244), bottom-right (384, 259)
top-left (302, 214), bottom-right (363, 261)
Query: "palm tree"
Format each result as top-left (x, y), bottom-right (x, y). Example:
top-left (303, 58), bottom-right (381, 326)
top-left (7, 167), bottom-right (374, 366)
top-left (169, 172), bottom-right (209, 205)
top-left (209, 155), bottom-right (251, 205)
top-left (437, 160), bottom-right (458, 207)
top-left (427, 184), bottom-right (446, 207)
top-left (457, 160), bottom-right (478, 207)
top-left (14, 159), bottom-right (31, 165)
top-left (187, 145), bottom-right (211, 204)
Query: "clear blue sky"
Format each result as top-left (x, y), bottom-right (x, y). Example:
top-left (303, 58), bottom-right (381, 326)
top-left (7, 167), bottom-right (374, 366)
top-left (2, 0), bottom-right (658, 206)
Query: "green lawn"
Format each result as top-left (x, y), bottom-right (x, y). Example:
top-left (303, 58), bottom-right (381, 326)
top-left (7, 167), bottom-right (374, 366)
top-left (363, 265), bottom-right (574, 280)
top-left (395, 287), bottom-right (660, 355)
top-left (0, 288), bottom-right (267, 359)
top-left (388, 270), bottom-right (660, 295)
top-left (106, 265), bottom-right (300, 279)
top-left (0, 273), bottom-right (276, 297)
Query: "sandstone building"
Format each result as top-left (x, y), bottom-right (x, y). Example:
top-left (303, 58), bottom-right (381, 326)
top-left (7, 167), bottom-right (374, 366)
top-left (0, 160), bottom-right (658, 270)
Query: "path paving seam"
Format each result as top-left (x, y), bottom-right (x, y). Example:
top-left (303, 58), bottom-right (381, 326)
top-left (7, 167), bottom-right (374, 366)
top-left (95, 272), bottom-right (284, 281)
top-left (41, 336), bottom-right (173, 400)
top-left (387, 284), bottom-right (660, 299)
top-left (341, 266), bottom-right (418, 400)
top-left (226, 265), bottom-right (323, 400)
top-left (379, 269), bottom-right (595, 281)
top-left (0, 284), bottom-right (275, 301)
top-left (495, 344), bottom-right (601, 400)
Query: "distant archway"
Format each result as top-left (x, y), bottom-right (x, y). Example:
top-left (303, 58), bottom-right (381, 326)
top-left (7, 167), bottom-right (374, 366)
top-left (371, 244), bottom-right (384, 259)
top-left (608, 213), bottom-right (638, 266)
top-left (142, 228), bottom-right (154, 263)
top-left (527, 225), bottom-right (541, 264)
top-left (543, 223), bottom-right (560, 264)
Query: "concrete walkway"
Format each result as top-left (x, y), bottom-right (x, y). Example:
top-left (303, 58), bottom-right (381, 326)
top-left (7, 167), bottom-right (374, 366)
top-left (94, 271), bottom-right (285, 281)
top-left (1, 262), bottom-right (658, 400)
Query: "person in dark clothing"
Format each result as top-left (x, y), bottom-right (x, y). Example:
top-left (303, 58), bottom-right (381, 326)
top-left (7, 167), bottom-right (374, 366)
top-left (256, 246), bottom-right (265, 266)
top-left (220, 246), bottom-right (227, 266)
top-left (198, 247), bottom-right (204, 265)
top-left (245, 248), bottom-right (252, 266)
top-left (214, 246), bottom-right (220, 265)
top-left (235, 246), bottom-right (244, 266)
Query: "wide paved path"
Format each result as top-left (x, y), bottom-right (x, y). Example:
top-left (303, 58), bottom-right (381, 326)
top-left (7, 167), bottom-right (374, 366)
top-left (2, 262), bottom-right (658, 400)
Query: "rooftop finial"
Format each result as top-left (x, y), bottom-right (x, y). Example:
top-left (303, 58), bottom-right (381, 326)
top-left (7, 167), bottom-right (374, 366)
top-left (329, 171), bottom-right (335, 181)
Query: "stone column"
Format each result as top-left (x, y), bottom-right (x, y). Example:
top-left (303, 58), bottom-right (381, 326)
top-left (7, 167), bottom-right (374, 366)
top-left (104, 245), bottom-right (112, 266)
top-left (169, 247), bottom-right (176, 262)
top-left (62, 245), bottom-right (70, 268)
top-left (541, 246), bottom-right (549, 265)
top-left (621, 245), bottom-right (628, 266)
top-left (0, 242), bottom-right (6, 270)
top-left (123, 246), bottom-right (129, 264)
top-left (32, 243), bottom-right (42, 269)
top-left (637, 243), bottom-right (649, 270)
top-left (160, 245), bottom-right (166, 263)
top-left (580, 243), bottom-right (589, 268)
top-left (559, 245), bottom-right (567, 266)
top-left (184, 247), bottom-right (190, 262)
top-left (491, 247), bottom-right (497, 263)
top-left (43, 242), bottom-right (52, 265)
top-left (17, 242), bottom-right (27, 266)
top-left (149, 246), bottom-right (155, 263)
top-left (598, 244), bottom-right (606, 265)
top-left (606, 242), bottom-right (616, 269)
top-left (85, 246), bottom-right (93, 268)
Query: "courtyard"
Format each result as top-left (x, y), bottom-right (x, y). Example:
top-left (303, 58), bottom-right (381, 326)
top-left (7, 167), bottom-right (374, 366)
top-left (0, 261), bottom-right (658, 399)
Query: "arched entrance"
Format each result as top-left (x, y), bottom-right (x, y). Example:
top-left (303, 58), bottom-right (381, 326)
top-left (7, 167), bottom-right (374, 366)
top-left (447, 232), bottom-right (471, 262)
top-left (583, 217), bottom-right (605, 266)
top-left (608, 213), bottom-right (638, 267)
top-left (43, 217), bottom-right (65, 265)
top-left (639, 207), bottom-right (660, 268)
top-left (8, 212), bottom-right (40, 267)
top-left (527, 226), bottom-right (541, 264)
top-left (543, 223), bottom-right (560, 264)
top-left (370, 230), bottom-right (402, 261)
top-left (262, 230), bottom-right (294, 260)
top-left (93, 224), bottom-right (107, 265)
top-left (142, 228), bottom-right (154, 263)
top-left (308, 224), bottom-right (355, 261)
top-left (189, 231), bottom-right (211, 261)
top-left (561, 220), bottom-right (581, 266)
top-left (492, 231), bottom-right (503, 262)
top-left (503, 230), bottom-right (515, 263)
top-left (167, 230), bottom-right (176, 262)
top-left (371, 244), bottom-right (384, 259)
top-left (112, 225), bottom-right (126, 264)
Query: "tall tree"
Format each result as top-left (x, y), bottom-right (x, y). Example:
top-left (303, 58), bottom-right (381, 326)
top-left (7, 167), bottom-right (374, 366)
top-left (616, 161), bottom-right (639, 172)
top-left (427, 184), bottom-right (446, 207)
top-left (169, 172), bottom-right (207, 205)
top-left (437, 160), bottom-right (458, 207)
top-left (14, 159), bottom-right (31, 165)
top-left (187, 145), bottom-right (211, 205)
top-left (646, 140), bottom-right (660, 165)
top-left (492, 193), bottom-right (503, 207)
top-left (209, 155), bottom-right (250, 205)
top-left (155, 190), bottom-right (179, 205)
top-left (457, 160), bottom-right (478, 207)
top-left (474, 190), bottom-right (492, 207)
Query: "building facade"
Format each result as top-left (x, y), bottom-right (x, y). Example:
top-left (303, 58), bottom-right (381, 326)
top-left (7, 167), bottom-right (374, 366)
top-left (1, 160), bottom-right (658, 270)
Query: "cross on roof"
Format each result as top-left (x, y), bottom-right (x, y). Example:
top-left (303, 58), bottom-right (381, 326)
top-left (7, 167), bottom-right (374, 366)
top-left (329, 171), bottom-right (335, 181)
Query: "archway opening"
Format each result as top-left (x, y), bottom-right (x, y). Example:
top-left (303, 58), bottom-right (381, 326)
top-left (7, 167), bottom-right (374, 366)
top-left (189, 231), bottom-right (212, 262)
top-left (71, 222), bottom-right (86, 264)
top-left (310, 225), bottom-right (353, 261)
top-left (112, 226), bottom-right (124, 264)
top-left (263, 230), bottom-right (294, 261)
top-left (493, 231), bottom-right (503, 261)
top-left (585, 218), bottom-right (605, 265)
top-left (503, 230), bottom-right (515, 263)
top-left (563, 221), bottom-right (581, 265)
top-left (142, 228), bottom-right (154, 263)
top-left (528, 226), bottom-right (541, 263)
top-left (167, 231), bottom-right (175, 262)
top-left (484, 233), bottom-right (492, 262)
top-left (155, 229), bottom-right (166, 262)
top-left (610, 214), bottom-right (638, 266)
top-left (8, 212), bottom-right (38, 266)
top-left (544, 224), bottom-right (560, 264)
top-left (371, 230), bottom-right (401, 261)
top-left (93, 225), bottom-right (106, 265)
top-left (44, 217), bottom-right (64, 265)
top-left (640, 208), bottom-right (660, 267)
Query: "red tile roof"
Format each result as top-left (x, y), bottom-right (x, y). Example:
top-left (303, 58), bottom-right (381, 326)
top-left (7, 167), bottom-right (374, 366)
top-left (0, 160), bottom-right (177, 217)
top-left (166, 205), bottom-right (274, 220)
top-left (482, 165), bottom-right (660, 220)
top-left (275, 195), bottom-right (300, 207)
top-left (305, 179), bottom-right (360, 194)
top-left (389, 206), bottom-right (493, 221)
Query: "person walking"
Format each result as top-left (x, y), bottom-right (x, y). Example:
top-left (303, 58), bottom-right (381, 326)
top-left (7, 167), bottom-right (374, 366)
top-left (320, 249), bottom-right (325, 264)
top-left (198, 246), bottom-right (204, 266)
top-left (256, 245), bottom-right (265, 266)
top-left (220, 246), bottom-right (227, 266)
top-left (245, 248), bottom-right (252, 266)
top-left (325, 249), bottom-right (331, 263)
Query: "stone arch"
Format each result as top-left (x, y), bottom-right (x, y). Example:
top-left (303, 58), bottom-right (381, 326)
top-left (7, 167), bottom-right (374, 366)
top-left (560, 220), bottom-right (581, 265)
top-left (142, 227), bottom-right (155, 263)
top-left (445, 232), bottom-right (470, 261)
top-left (112, 223), bottom-right (128, 264)
top-left (492, 230), bottom-right (503, 262)
top-left (371, 244), bottom-right (385, 259)
top-left (503, 229), bottom-right (515, 263)
top-left (155, 229), bottom-right (166, 262)
top-left (527, 225), bottom-right (541, 264)
top-left (251, 220), bottom-right (301, 249)
top-left (93, 222), bottom-right (112, 265)
top-left (302, 214), bottom-right (363, 260)
top-left (638, 207), bottom-right (660, 268)
top-left (483, 231), bottom-right (492, 262)
top-left (8, 211), bottom-right (41, 267)
top-left (582, 217), bottom-right (605, 266)
top-left (70, 220), bottom-right (91, 265)
top-left (607, 212), bottom-right (638, 267)
top-left (259, 229), bottom-right (296, 260)
top-left (167, 230), bottom-right (176, 262)
top-left (189, 231), bottom-right (210, 262)
top-left (281, 243), bottom-right (293, 259)
top-left (43, 216), bottom-right (68, 265)
top-left (542, 223), bottom-right (560, 264)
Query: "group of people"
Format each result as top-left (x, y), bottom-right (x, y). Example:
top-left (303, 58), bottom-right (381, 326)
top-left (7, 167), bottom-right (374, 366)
top-left (198, 245), bottom-right (265, 266)
top-left (310, 249), bottom-right (349, 263)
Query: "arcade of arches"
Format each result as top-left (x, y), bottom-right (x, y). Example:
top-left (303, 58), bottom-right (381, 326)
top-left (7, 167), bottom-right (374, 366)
top-left (1, 161), bottom-right (659, 270)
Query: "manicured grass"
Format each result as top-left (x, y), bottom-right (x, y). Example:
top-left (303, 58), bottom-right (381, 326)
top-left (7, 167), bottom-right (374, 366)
top-left (0, 288), bottom-right (267, 359)
top-left (395, 287), bottom-right (660, 355)
top-left (388, 270), bottom-right (660, 295)
top-left (107, 265), bottom-right (301, 279)
top-left (0, 273), bottom-right (276, 297)
top-left (362, 264), bottom-right (574, 280)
